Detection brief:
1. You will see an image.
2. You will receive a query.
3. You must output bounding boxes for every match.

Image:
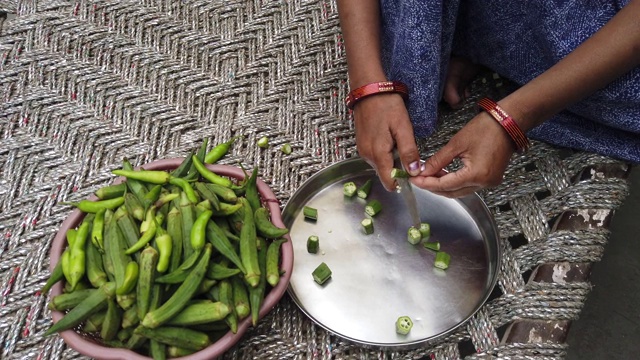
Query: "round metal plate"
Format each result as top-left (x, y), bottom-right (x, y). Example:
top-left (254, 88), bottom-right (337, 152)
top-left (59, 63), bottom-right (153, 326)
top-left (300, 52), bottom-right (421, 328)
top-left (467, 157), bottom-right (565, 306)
top-left (283, 158), bottom-right (501, 348)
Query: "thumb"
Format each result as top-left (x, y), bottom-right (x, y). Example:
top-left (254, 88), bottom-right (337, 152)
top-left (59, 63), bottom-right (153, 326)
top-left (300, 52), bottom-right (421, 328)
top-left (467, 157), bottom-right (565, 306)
top-left (423, 142), bottom-right (460, 177)
top-left (395, 131), bottom-right (421, 176)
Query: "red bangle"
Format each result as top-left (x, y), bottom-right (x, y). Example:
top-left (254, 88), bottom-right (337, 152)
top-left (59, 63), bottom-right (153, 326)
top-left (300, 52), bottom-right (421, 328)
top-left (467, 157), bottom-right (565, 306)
top-left (345, 81), bottom-right (409, 109)
top-left (477, 98), bottom-right (530, 153)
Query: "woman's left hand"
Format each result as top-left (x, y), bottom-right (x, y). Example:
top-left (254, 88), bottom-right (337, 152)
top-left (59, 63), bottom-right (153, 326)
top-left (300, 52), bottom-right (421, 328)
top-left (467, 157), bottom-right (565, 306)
top-left (411, 111), bottom-right (515, 198)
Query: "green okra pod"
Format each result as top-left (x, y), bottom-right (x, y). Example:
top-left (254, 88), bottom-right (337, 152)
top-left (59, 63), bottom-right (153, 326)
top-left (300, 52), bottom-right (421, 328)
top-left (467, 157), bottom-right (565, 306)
top-left (44, 282), bottom-right (115, 336)
top-left (204, 183), bottom-right (238, 203)
top-left (48, 289), bottom-right (97, 311)
top-left (254, 207), bottom-right (289, 238)
top-left (230, 276), bottom-right (250, 319)
top-left (206, 214), bottom-right (246, 274)
top-left (194, 182), bottom-right (222, 211)
top-left (95, 183), bottom-right (126, 200)
top-left (206, 262), bottom-right (242, 280)
top-left (101, 298), bottom-right (122, 341)
top-left (248, 237), bottom-right (268, 326)
top-left (136, 246), bottom-right (158, 320)
top-left (124, 192), bottom-right (145, 222)
top-left (179, 191), bottom-right (196, 260)
top-left (83, 311), bottom-right (106, 333)
top-left (91, 208), bottom-right (106, 251)
top-left (133, 326), bottom-right (211, 351)
top-left (266, 238), bottom-right (287, 287)
top-left (244, 167), bottom-right (261, 214)
top-left (166, 300), bottom-right (230, 326)
top-left (239, 197), bottom-right (260, 288)
top-left (170, 150), bottom-right (195, 178)
top-left (142, 244), bottom-right (212, 328)
top-left (166, 206), bottom-right (183, 273)
top-left (85, 236), bottom-right (107, 288)
top-left (122, 304), bottom-right (140, 329)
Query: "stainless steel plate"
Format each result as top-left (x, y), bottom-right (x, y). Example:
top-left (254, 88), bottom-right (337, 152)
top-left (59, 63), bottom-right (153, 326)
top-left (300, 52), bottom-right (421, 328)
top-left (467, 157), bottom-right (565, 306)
top-left (283, 158), bottom-right (501, 348)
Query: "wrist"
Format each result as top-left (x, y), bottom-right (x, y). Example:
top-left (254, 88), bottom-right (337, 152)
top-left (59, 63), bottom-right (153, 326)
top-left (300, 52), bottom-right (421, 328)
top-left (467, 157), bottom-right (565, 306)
top-left (345, 81), bottom-right (409, 109)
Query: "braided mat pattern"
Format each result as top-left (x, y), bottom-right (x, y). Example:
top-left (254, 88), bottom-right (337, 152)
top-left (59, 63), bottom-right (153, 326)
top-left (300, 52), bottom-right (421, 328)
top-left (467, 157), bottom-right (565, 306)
top-left (0, 1), bottom-right (632, 359)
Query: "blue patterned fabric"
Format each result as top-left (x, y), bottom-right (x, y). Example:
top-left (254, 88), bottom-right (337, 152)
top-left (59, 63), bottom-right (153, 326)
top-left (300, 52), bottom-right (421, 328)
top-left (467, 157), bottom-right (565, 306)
top-left (379, 0), bottom-right (640, 162)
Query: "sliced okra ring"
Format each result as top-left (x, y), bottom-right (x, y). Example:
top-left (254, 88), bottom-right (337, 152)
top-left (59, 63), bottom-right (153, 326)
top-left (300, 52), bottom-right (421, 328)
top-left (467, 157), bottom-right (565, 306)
top-left (307, 235), bottom-right (319, 254)
top-left (361, 218), bottom-right (374, 235)
top-left (312, 262), bottom-right (332, 285)
top-left (356, 179), bottom-right (372, 199)
top-left (407, 226), bottom-right (422, 245)
top-left (343, 181), bottom-right (357, 197)
top-left (303, 206), bottom-right (318, 221)
top-left (364, 200), bottom-right (382, 217)
top-left (434, 251), bottom-right (451, 270)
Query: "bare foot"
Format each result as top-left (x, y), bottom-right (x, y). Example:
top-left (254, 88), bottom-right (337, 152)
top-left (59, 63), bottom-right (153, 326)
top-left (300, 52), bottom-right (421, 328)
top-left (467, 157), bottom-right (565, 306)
top-left (443, 56), bottom-right (480, 109)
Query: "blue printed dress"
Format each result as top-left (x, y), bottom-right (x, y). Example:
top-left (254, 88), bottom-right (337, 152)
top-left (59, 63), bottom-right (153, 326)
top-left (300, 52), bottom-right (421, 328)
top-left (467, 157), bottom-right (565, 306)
top-left (379, 0), bottom-right (640, 162)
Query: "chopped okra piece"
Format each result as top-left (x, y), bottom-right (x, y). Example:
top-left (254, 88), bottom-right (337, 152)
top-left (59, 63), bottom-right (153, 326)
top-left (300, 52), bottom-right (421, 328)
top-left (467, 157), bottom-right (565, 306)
top-left (407, 226), bottom-right (422, 245)
top-left (257, 136), bottom-right (269, 148)
top-left (364, 199), bottom-right (382, 217)
top-left (307, 235), bottom-right (319, 254)
top-left (303, 206), bottom-right (318, 221)
top-left (419, 222), bottom-right (431, 240)
top-left (361, 218), bottom-right (374, 235)
top-left (312, 262), bottom-right (332, 285)
top-left (434, 251), bottom-right (451, 270)
top-left (395, 316), bottom-right (413, 335)
top-left (343, 181), bottom-right (357, 197)
top-left (390, 168), bottom-right (409, 178)
top-left (281, 143), bottom-right (292, 154)
top-left (423, 241), bottom-right (440, 251)
top-left (357, 179), bottom-right (373, 199)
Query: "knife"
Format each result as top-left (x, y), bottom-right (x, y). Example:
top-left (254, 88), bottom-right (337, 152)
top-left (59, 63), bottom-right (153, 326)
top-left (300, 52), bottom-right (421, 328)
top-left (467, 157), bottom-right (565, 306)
top-left (393, 153), bottom-right (421, 228)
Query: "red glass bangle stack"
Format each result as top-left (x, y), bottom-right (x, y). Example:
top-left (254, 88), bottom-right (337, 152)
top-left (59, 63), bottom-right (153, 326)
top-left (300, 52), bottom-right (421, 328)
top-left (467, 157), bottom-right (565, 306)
top-left (477, 98), bottom-right (530, 153)
top-left (345, 81), bottom-right (409, 109)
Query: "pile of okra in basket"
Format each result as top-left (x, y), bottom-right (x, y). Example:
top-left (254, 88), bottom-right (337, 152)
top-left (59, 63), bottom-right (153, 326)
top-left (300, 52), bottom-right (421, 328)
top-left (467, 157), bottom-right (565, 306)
top-left (42, 136), bottom-right (290, 358)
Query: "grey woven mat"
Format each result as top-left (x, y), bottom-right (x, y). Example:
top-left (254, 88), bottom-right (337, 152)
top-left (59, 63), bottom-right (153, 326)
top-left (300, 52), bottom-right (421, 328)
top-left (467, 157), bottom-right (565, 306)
top-left (0, 1), bottom-right (632, 359)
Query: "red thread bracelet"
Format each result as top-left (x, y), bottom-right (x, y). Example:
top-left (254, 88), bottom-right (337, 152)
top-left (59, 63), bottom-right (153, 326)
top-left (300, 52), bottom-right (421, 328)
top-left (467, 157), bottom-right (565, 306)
top-left (477, 98), bottom-right (530, 153)
top-left (345, 81), bottom-right (409, 109)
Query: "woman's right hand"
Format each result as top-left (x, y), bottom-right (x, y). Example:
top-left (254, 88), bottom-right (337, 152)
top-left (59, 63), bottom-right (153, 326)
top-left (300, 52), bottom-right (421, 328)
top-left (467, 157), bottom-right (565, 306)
top-left (353, 93), bottom-right (421, 191)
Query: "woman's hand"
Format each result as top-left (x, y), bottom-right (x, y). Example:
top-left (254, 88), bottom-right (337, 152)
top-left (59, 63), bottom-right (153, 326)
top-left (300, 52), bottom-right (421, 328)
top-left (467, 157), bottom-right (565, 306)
top-left (353, 94), bottom-right (422, 191)
top-left (411, 111), bottom-right (515, 198)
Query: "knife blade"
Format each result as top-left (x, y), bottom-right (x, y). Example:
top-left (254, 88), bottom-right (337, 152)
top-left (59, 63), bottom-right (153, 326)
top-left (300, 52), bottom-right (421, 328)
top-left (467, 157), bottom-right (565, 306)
top-left (393, 154), bottom-right (421, 228)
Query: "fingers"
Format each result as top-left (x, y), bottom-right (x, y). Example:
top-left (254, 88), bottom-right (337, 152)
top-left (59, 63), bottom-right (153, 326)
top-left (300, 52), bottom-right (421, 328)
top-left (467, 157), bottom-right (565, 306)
top-left (412, 166), bottom-right (475, 193)
top-left (392, 122), bottom-right (422, 176)
top-left (421, 142), bottom-right (459, 177)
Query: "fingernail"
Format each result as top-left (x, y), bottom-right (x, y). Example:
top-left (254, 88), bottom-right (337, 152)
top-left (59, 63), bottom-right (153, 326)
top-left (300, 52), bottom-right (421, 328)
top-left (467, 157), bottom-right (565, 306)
top-left (420, 162), bottom-right (426, 172)
top-left (408, 161), bottom-right (420, 175)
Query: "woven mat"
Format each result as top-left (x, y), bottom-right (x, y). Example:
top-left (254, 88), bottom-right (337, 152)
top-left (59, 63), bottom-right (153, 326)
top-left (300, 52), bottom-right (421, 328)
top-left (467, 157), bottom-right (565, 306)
top-left (0, 1), bottom-right (632, 359)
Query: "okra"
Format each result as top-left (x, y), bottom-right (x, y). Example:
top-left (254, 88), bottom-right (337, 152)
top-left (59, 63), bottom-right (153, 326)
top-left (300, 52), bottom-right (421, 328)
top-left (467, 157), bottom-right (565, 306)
top-left (254, 207), bottom-right (289, 238)
top-left (434, 251), bottom-right (451, 270)
top-left (216, 279), bottom-right (238, 333)
top-left (150, 341), bottom-right (167, 360)
top-left (155, 266), bottom-right (190, 284)
top-left (116, 292), bottom-right (137, 311)
top-left (206, 216), bottom-right (246, 273)
top-left (423, 241), bottom-right (440, 251)
top-left (343, 181), bottom-right (357, 197)
top-left (166, 206), bottom-right (183, 273)
top-left (194, 182), bottom-right (222, 211)
top-left (133, 326), bottom-right (211, 351)
top-left (357, 179), bottom-right (373, 199)
top-left (407, 226), bottom-right (422, 245)
top-left (105, 217), bottom-right (132, 295)
top-left (396, 315), bottom-right (413, 335)
top-left (167, 346), bottom-right (196, 358)
top-left (136, 246), bottom-right (158, 320)
top-left (204, 183), bottom-right (238, 203)
top-left (206, 262), bottom-right (242, 280)
top-left (60, 249), bottom-right (71, 285)
top-left (117, 327), bottom-right (134, 343)
top-left (124, 192), bottom-right (145, 221)
top-left (230, 276), bottom-right (250, 319)
top-left (121, 159), bottom-right (149, 201)
top-left (248, 237), bottom-right (268, 326)
top-left (114, 206), bottom-right (141, 257)
top-left (280, 143), bottom-right (292, 155)
top-left (391, 168), bottom-right (410, 178)
top-left (48, 289), bottom-right (97, 311)
top-left (83, 311), bottom-right (106, 333)
top-left (419, 222), bottom-right (431, 240)
top-left (166, 300), bottom-right (230, 326)
top-left (239, 197), bottom-right (261, 288)
top-left (95, 183), bottom-right (126, 200)
top-left (257, 136), bottom-right (269, 148)
top-left (179, 191), bottom-right (196, 260)
top-left (196, 278), bottom-right (218, 296)
top-left (101, 298), bottom-right (122, 341)
top-left (185, 138), bottom-right (208, 181)
top-left (312, 262), bottom-right (332, 285)
top-left (122, 304), bottom-right (140, 329)
top-left (142, 244), bottom-right (212, 328)
top-left (244, 167), bottom-right (261, 214)
top-left (171, 150), bottom-right (195, 178)
top-left (361, 218), bottom-right (374, 235)
top-left (44, 282), bottom-right (115, 336)
top-left (85, 237), bottom-right (107, 288)
top-left (303, 206), bottom-right (318, 221)
top-left (307, 235), bottom-right (319, 254)
top-left (266, 238), bottom-right (286, 287)
top-left (41, 261), bottom-right (64, 294)
top-left (365, 200), bottom-right (382, 217)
